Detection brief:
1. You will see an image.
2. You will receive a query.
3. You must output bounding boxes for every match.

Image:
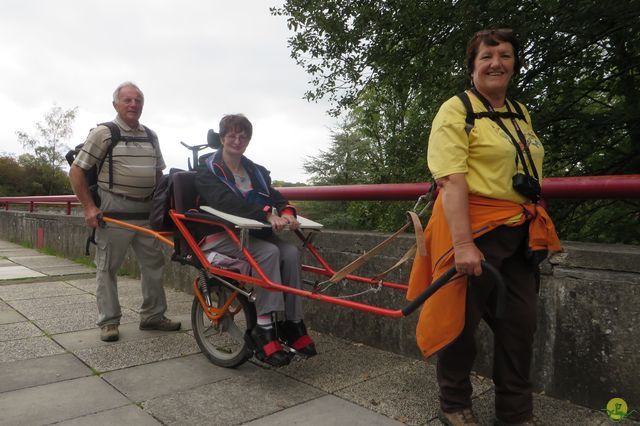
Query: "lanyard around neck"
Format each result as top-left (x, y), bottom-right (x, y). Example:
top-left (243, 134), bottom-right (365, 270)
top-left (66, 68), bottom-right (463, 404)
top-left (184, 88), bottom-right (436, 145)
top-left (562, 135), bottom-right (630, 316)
top-left (470, 88), bottom-right (539, 181)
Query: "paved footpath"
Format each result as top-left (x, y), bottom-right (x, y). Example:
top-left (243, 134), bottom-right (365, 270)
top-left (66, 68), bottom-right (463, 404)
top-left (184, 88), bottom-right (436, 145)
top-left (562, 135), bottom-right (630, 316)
top-left (0, 239), bottom-right (633, 425)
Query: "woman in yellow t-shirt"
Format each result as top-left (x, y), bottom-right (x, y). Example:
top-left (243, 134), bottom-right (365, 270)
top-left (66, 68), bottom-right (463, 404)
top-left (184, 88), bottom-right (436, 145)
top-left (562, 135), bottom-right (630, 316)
top-left (408, 29), bottom-right (560, 425)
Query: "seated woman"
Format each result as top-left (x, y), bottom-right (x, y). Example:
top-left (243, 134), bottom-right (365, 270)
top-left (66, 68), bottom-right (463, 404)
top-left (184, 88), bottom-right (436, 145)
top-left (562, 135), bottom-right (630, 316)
top-left (195, 114), bottom-right (316, 367)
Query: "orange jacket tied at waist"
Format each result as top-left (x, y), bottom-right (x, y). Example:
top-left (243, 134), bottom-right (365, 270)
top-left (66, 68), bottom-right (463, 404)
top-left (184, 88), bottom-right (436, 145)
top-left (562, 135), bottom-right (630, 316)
top-left (406, 194), bottom-right (561, 358)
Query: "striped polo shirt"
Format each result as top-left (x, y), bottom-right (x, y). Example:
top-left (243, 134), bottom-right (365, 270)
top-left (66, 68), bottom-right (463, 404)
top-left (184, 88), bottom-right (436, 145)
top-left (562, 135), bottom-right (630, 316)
top-left (73, 116), bottom-right (166, 198)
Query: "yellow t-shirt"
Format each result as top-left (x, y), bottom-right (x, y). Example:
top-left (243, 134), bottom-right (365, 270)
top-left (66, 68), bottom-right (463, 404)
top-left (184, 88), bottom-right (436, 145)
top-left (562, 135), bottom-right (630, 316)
top-left (427, 91), bottom-right (544, 204)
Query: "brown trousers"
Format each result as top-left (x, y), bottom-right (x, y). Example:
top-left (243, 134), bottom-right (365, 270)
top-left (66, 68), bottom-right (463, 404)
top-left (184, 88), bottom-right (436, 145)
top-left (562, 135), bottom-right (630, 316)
top-left (437, 224), bottom-right (537, 424)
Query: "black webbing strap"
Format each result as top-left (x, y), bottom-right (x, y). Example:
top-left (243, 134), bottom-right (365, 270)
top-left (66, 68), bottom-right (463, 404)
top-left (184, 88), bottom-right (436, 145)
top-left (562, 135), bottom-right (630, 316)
top-left (469, 88), bottom-right (539, 183)
top-left (456, 91), bottom-right (528, 136)
top-left (457, 91), bottom-right (475, 135)
top-left (99, 122), bottom-right (157, 189)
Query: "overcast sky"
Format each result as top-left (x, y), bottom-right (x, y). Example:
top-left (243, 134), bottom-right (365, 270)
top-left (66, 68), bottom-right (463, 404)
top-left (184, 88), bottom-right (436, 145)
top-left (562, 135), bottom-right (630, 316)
top-left (0, 0), bottom-right (337, 183)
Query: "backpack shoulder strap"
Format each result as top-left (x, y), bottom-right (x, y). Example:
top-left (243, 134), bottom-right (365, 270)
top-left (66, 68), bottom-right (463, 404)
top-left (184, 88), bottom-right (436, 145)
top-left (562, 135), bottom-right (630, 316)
top-left (509, 99), bottom-right (528, 124)
top-left (456, 91), bottom-right (475, 136)
top-left (99, 122), bottom-right (121, 145)
top-left (141, 125), bottom-right (158, 148)
top-left (97, 122), bottom-right (121, 189)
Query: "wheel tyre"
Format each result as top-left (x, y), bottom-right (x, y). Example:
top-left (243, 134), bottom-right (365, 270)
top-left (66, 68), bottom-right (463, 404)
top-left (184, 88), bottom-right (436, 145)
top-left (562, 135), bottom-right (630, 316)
top-left (191, 281), bottom-right (256, 368)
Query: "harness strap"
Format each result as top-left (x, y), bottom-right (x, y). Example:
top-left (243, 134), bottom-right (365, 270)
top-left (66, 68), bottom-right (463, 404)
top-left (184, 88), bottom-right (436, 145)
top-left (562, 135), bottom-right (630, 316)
top-left (368, 210), bottom-right (426, 280)
top-left (328, 210), bottom-right (426, 283)
top-left (329, 221), bottom-right (411, 283)
top-left (372, 244), bottom-right (417, 281)
top-left (408, 210), bottom-right (426, 256)
top-left (456, 91), bottom-right (528, 136)
top-left (262, 340), bottom-right (284, 357)
top-left (290, 334), bottom-right (313, 351)
top-left (100, 122), bottom-right (157, 190)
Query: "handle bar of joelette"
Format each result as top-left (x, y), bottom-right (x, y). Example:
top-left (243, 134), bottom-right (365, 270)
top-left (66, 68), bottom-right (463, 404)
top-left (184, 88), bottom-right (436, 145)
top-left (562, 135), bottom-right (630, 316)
top-left (180, 141), bottom-right (209, 151)
top-left (401, 261), bottom-right (506, 317)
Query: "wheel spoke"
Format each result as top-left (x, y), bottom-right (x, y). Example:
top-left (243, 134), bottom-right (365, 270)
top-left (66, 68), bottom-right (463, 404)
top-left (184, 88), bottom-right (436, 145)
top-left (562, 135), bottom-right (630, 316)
top-left (201, 322), bottom-right (220, 338)
top-left (226, 320), bottom-right (245, 343)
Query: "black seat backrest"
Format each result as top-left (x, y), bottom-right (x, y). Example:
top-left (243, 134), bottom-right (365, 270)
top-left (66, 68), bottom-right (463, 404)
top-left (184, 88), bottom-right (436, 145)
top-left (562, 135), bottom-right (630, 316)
top-left (172, 171), bottom-right (198, 213)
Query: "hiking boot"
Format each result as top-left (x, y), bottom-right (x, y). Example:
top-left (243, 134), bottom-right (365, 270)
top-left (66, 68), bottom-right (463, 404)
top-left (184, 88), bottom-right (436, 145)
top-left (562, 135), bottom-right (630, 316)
top-left (139, 316), bottom-right (181, 331)
top-left (246, 326), bottom-right (292, 367)
top-left (100, 324), bottom-right (119, 342)
top-left (494, 415), bottom-right (543, 426)
top-left (277, 320), bottom-right (317, 357)
top-left (438, 408), bottom-right (480, 426)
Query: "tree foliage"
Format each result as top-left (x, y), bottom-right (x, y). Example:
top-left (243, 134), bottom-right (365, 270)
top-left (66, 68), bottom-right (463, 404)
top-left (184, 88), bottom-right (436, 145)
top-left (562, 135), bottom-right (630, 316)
top-left (14, 105), bottom-right (77, 195)
top-left (0, 154), bottom-right (71, 197)
top-left (273, 0), bottom-right (640, 242)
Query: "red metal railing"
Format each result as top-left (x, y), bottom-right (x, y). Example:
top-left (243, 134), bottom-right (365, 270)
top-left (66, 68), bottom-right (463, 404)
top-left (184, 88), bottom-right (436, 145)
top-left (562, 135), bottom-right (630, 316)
top-left (0, 175), bottom-right (639, 214)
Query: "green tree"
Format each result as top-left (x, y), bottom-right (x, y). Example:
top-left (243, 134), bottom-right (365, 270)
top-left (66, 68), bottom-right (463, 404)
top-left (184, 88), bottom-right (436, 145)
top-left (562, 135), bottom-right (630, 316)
top-left (0, 155), bottom-right (28, 196)
top-left (303, 113), bottom-right (416, 230)
top-left (274, 0), bottom-right (640, 242)
top-left (15, 105), bottom-right (77, 195)
top-left (17, 153), bottom-right (71, 196)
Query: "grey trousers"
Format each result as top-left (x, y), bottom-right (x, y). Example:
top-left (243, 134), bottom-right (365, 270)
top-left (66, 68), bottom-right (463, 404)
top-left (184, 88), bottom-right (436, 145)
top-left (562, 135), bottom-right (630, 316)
top-left (204, 233), bottom-right (304, 320)
top-left (94, 189), bottom-right (167, 327)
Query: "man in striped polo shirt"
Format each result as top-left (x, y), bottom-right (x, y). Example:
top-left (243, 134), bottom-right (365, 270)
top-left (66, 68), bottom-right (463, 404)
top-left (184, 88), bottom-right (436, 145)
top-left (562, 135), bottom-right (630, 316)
top-left (69, 82), bottom-right (180, 342)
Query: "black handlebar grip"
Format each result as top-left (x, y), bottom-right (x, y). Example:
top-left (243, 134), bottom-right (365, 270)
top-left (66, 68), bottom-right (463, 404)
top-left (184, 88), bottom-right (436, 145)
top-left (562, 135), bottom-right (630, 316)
top-left (401, 261), bottom-right (506, 318)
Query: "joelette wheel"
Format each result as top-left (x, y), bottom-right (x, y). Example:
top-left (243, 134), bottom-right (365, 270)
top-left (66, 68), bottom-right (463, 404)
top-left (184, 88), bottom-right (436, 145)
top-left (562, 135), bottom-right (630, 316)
top-left (191, 278), bottom-right (256, 368)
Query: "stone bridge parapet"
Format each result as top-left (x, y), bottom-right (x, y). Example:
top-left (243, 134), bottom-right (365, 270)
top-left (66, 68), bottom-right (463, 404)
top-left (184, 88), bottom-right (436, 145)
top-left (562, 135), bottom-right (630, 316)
top-left (0, 210), bottom-right (638, 412)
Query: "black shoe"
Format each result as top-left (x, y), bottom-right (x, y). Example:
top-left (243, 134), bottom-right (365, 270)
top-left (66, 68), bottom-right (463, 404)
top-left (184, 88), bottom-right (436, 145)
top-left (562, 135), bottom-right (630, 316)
top-left (246, 326), bottom-right (292, 367)
top-left (277, 320), bottom-right (317, 357)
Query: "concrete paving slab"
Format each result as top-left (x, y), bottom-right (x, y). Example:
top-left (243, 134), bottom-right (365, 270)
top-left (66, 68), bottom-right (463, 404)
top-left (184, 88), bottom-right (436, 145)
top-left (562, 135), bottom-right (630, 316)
top-left (0, 376), bottom-right (130, 426)
top-left (0, 321), bottom-right (44, 341)
top-left (308, 330), bottom-right (365, 354)
top-left (531, 393), bottom-right (633, 425)
top-left (55, 404), bottom-right (161, 426)
top-left (0, 248), bottom-right (41, 257)
top-left (9, 293), bottom-right (98, 319)
top-left (0, 265), bottom-right (45, 280)
top-left (33, 264), bottom-right (96, 275)
top-left (65, 277), bottom-right (97, 293)
top-left (434, 390), bottom-right (622, 426)
top-left (276, 339), bottom-right (415, 393)
top-left (15, 300), bottom-right (97, 320)
top-left (334, 360), bottom-right (492, 425)
top-left (34, 309), bottom-right (139, 335)
top-left (0, 259), bottom-right (14, 266)
top-left (143, 367), bottom-right (325, 425)
top-left (7, 254), bottom-right (73, 267)
top-left (10, 250), bottom-right (63, 267)
top-left (51, 313), bottom-right (193, 351)
top-left (0, 335), bottom-right (65, 363)
top-left (103, 353), bottom-right (253, 402)
top-left (164, 299), bottom-right (193, 318)
top-left (74, 332), bottom-right (200, 372)
top-left (0, 241), bottom-right (23, 249)
top-left (0, 309), bottom-right (26, 324)
top-left (244, 394), bottom-right (405, 425)
top-left (0, 352), bottom-right (93, 393)
top-left (7, 294), bottom-right (96, 317)
top-left (0, 281), bottom-right (86, 301)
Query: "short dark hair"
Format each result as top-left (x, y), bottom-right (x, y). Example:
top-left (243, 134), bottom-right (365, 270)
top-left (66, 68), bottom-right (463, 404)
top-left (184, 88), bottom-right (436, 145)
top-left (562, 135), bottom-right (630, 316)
top-left (466, 29), bottom-right (521, 79)
top-left (219, 114), bottom-right (253, 140)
